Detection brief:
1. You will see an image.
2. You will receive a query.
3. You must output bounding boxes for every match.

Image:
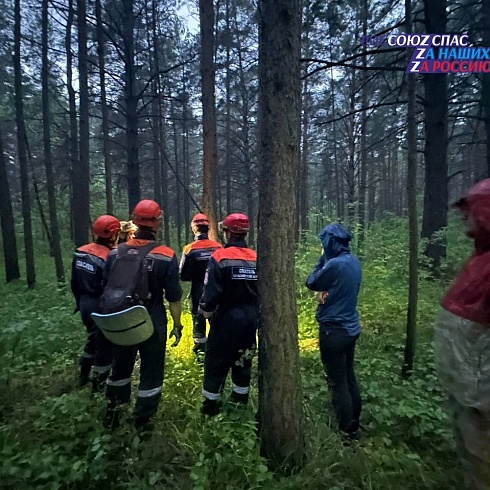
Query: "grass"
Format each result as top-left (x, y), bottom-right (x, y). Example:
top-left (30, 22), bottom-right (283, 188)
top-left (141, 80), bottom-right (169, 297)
top-left (0, 225), bottom-right (466, 489)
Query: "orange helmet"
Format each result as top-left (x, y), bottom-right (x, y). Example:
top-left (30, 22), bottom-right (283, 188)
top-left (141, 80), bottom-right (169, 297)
top-left (191, 213), bottom-right (209, 226)
top-left (132, 199), bottom-right (162, 231)
top-left (219, 213), bottom-right (250, 234)
top-left (92, 215), bottom-right (120, 239)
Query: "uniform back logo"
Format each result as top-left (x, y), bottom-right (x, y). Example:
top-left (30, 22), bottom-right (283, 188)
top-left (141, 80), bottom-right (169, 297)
top-left (231, 267), bottom-right (257, 280)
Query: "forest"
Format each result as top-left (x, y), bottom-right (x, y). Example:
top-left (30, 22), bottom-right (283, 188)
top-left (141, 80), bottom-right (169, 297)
top-left (0, 0), bottom-right (487, 488)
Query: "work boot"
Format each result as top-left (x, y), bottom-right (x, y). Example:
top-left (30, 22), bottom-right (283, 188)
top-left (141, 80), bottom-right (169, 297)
top-left (78, 366), bottom-right (91, 387)
top-left (201, 398), bottom-right (222, 417)
top-left (103, 404), bottom-right (121, 430)
top-left (230, 391), bottom-right (249, 405)
top-left (91, 372), bottom-right (110, 394)
top-left (193, 341), bottom-right (206, 355)
top-left (133, 416), bottom-right (152, 431)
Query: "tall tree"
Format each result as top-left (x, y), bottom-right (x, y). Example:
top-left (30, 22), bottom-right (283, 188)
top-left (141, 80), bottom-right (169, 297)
top-left (257, 0), bottom-right (305, 469)
top-left (199, 0), bottom-right (218, 240)
top-left (42, 0), bottom-right (64, 283)
top-left (402, 0), bottom-right (418, 378)
top-left (74, 0), bottom-right (91, 246)
top-left (65, 0), bottom-right (78, 240)
top-left (14, 0), bottom-right (36, 287)
top-left (122, 0), bottom-right (140, 210)
top-left (95, 0), bottom-right (114, 214)
top-left (0, 126), bottom-right (20, 283)
top-left (421, 0), bottom-right (448, 270)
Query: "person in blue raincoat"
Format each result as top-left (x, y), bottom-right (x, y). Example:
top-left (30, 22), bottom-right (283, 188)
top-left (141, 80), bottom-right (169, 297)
top-left (306, 224), bottom-right (362, 437)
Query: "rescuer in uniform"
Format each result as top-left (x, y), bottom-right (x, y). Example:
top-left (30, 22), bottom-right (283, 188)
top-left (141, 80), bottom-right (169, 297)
top-left (198, 213), bottom-right (258, 416)
top-left (103, 199), bottom-right (183, 430)
top-left (434, 179), bottom-right (490, 489)
top-left (180, 213), bottom-right (222, 355)
top-left (70, 214), bottom-right (120, 390)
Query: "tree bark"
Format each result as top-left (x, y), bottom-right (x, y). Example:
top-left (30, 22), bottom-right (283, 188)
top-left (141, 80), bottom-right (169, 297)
top-left (151, 0), bottom-right (162, 210)
top-left (0, 126), bottom-right (20, 283)
top-left (257, 0), bottom-right (305, 469)
top-left (42, 0), bottom-right (64, 282)
top-left (75, 0), bottom-right (91, 246)
top-left (225, 0), bottom-right (232, 215)
top-left (402, 0), bottom-right (419, 378)
top-left (421, 0), bottom-right (448, 270)
top-left (65, 0), bottom-right (78, 240)
top-left (123, 0), bottom-right (140, 211)
top-left (95, 0), bottom-right (113, 214)
top-left (358, 0), bottom-right (369, 257)
top-left (14, 0), bottom-right (35, 287)
top-left (199, 0), bottom-right (218, 240)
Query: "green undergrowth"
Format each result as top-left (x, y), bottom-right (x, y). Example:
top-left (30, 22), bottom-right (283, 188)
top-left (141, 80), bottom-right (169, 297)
top-left (0, 219), bottom-right (467, 489)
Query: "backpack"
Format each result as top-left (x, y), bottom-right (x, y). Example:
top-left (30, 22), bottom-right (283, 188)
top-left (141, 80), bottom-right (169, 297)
top-left (100, 242), bottom-right (158, 314)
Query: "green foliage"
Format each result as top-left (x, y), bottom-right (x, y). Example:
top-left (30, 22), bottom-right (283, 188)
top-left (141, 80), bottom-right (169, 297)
top-left (0, 219), bottom-right (468, 488)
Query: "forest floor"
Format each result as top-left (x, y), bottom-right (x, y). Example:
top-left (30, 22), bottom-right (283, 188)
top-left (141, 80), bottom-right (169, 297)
top-left (0, 236), bottom-right (465, 489)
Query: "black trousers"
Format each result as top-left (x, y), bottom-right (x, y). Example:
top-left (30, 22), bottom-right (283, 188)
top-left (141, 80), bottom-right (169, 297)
top-left (203, 305), bottom-right (257, 400)
top-left (78, 296), bottom-right (113, 376)
top-left (105, 328), bottom-right (166, 419)
top-left (192, 313), bottom-right (207, 343)
top-left (319, 328), bottom-right (361, 433)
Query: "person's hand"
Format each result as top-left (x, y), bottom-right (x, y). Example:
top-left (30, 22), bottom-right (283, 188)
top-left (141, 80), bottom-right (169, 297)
top-left (169, 324), bottom-right (183, 347)
top-left (197, 306), bottom-right (213, 319)
top-left (316, 291), bottom-right (329, 304)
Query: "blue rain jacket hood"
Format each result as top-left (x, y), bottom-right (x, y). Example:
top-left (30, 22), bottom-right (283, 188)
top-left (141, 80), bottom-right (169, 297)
top-left (319, 224), bottom-right (352, 260)
top-left (306, 224), bottom-right (361, 336)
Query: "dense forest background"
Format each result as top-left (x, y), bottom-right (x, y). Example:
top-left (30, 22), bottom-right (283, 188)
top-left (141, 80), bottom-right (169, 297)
top-left (0, 0), bottom-right (486, 487)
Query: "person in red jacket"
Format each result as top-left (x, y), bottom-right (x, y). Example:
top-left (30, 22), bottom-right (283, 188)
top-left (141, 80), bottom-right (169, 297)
top-left (180, 213), bottom-right (222, 355)
top-left (198, 213), bottom-right (257, 416)
top-left (434, 178), bottom-right (490, 489)
top-left (103, 200), bottom-right (183, 430)
top-left (70, 215), bottom-right (120, 390)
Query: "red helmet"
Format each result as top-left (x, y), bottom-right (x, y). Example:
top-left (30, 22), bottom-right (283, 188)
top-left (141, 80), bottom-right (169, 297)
top-left (220, 213), bottom-right (250, 234)
top-left (92, 215), bottom-right (120, 239)
top-left (132, 199), bottom-right (162, 231)
top-left (191, 213), bottom-right (209, 226)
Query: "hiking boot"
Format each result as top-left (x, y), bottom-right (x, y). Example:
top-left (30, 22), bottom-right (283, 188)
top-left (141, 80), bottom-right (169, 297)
top-left (201, 399), bottom-right (222, 417)
top-left (91, 372), bottom-right (109, 394)
top-left (193, 342), bottom-right (206, 355)
top-left (103, 407), bottom-right (120, 430)
top-left (230, 391), bottom-right (249, 405)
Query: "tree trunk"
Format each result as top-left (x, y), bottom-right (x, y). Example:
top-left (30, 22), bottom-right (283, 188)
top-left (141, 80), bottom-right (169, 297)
top-left (123, 0), bottom-right (140, 211)
top-left (300, 76), bottom-right (309, 239)
top-left (65, 0), bottom-right (78, 241)
top-left (0, 126), bottom-right (20, 282)
top-left (14, 0), bottom-right (35, 287)
top-left (421, 0), bottom-right (448, 270)
top-left (42, 0), bottom-right (64, 283)
top-left (225, 0), bottom-right (232, 215)
top-left (95, 0), bottom-right (113, 214)
top-left (199, 0), bottom-right (218, 240)
top-left (171, 99), bottom-right (182, 248)
top-left (402, 0), bottom-right (419, 378)
top-left (358, 0), bottom-right (369, 257)
top-left (151, 0), bottom-right (162, 210)
top-left (75, 0), bottom-right (91, 246)
top-left (182, 89), bottom-right (190, 244)
top-left (257, 0), bottom-right (305, 469)
top-left (160, 94), bottom-right (170, 245)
